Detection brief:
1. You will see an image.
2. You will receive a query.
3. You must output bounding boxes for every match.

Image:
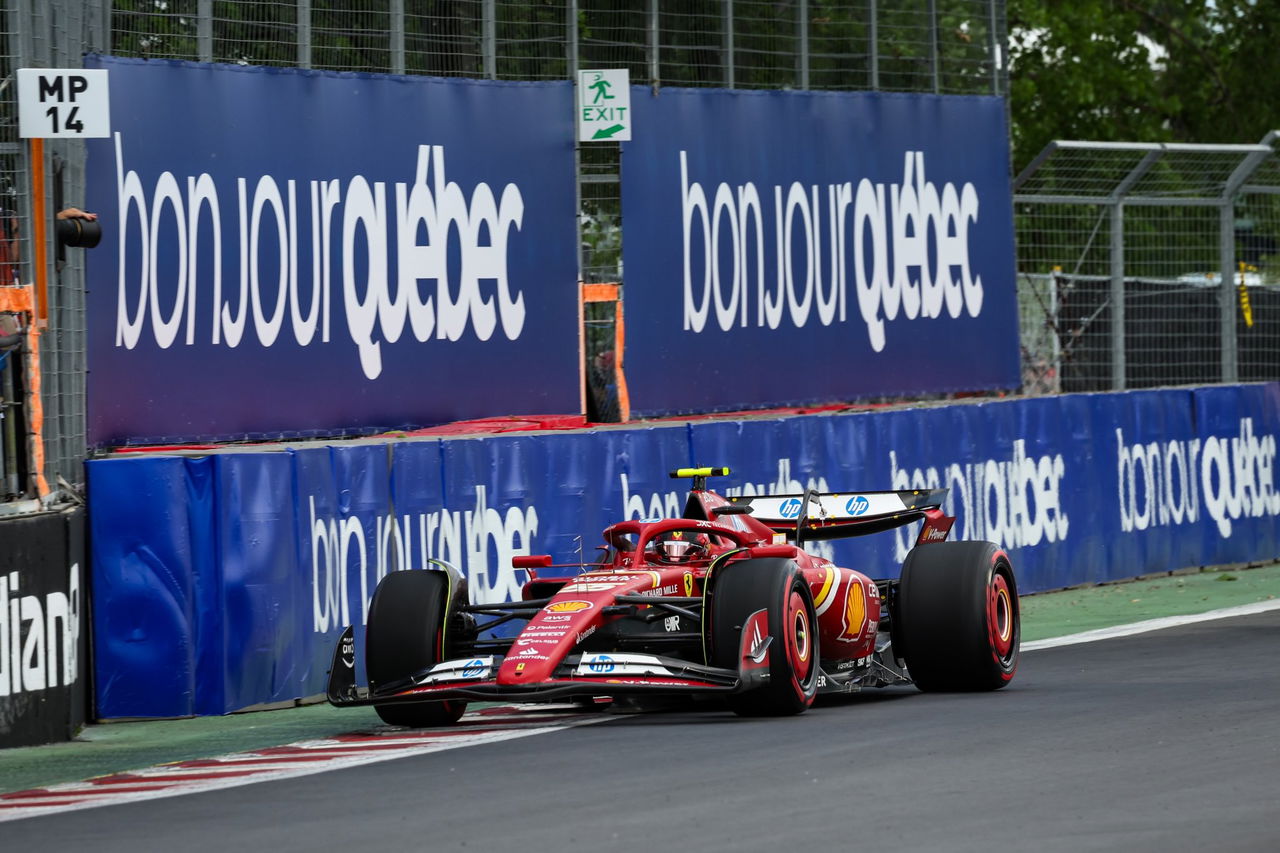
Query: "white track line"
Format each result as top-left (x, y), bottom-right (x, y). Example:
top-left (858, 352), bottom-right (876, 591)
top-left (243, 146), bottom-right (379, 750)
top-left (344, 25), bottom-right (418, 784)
top-left (1023, 598), bottom-right (1280, 651)
top-left (0, 706), bottom-right (610, 824)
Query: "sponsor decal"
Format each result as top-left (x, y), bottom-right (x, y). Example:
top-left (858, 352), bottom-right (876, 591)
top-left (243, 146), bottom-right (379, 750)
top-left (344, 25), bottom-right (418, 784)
top-left (841, 578), bottom-right (867, 641)
top-left (586, 654), bottom-right (615, 674)
top-left (683, 571), bottom-right (694, 597)
top-left (340, 635), bottom-right (356, 669)
top-left (1116, 419), bottom-right (1280, 538)
top-left (889, 443), bottom-right (1069, 559)
top-left (637, 583), bottom-right (681, 598)
top-left (0, 565), bottom-right (82, 697)
top-left (845, 495), bottom-right (870, 516)
top-left (547, 600), bottom-right (593, 613)
top-left (559, 572), bottom-right (658, 593)
top-left (461, 659), bottom-right (487, 679)
top-left (920, 525), bottom-right (948, 543)
top-left (679, 150), bottom-right (987, 352)
top-left (543, 614), bottom-right (573, 622)
top-left (575, 626), bottom-right (596, 644)
top-left (663, 615), bottom-right (681, 633)
top-left (111, 141), bottom-right (530, 380)
top-left (309, 483), bottom-right (539, 633)
top-left (575, 653), bottom-right (675, 677)
top-left (778, 498), bottom-right (803, 519)
top-left (560, 581), bottom-right (624, 592)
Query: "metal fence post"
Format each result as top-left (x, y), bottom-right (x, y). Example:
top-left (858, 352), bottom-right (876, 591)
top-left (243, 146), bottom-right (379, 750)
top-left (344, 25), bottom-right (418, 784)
top-left (724, 0), bottom-right (734, 89)
top-left (648, 0), bottom-right (658, 87)
top-left (798, 0), bottom-right (809, 89)
top-left (297, 0), bottom-right (311, 69)
top-left (928, 0), bottom-right (939, 93)
top-left (198, 0), bottom-right (213, 62)
top-left (390, 0), bottom-right (405, 75)
top-left (483, 0), bottom-right (496, 80)
top-left (1110, 202), bottom-right (1126, 390)
top-left (569, 0), bottom-right (582, 283)
top-left (869, 0), bottom-right (879, 90)
top-left (989, 0), bottom-right (1000, 96)
top-left (1219, 201), bottom-right (1239, 383)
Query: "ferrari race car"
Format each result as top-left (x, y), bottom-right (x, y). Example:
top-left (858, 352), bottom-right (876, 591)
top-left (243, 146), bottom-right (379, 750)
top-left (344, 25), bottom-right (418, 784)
top-left (326, 467), bottom-right (1020, 725)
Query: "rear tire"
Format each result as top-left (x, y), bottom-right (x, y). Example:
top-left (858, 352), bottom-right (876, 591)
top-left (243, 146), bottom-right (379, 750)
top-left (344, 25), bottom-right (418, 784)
top-left (896, 541), bottom-right (1019, 692)
top-left (366, 569), bottom-right (468, 727)
top-left (708, 558), bottom-right (819, 716)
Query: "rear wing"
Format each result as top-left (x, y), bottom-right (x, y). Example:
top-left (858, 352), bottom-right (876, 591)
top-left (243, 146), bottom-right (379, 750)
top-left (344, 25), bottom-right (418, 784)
top-left (727, 488), bottom-right (948, 543)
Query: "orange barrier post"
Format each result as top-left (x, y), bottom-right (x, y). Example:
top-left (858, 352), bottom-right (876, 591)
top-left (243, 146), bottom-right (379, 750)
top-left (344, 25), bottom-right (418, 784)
top-left (580, 282), bottom-right (630, 422)
top-left (30, 137), bottom-right (49, 328)
top-left (0, 284), bottom-right (48, 496)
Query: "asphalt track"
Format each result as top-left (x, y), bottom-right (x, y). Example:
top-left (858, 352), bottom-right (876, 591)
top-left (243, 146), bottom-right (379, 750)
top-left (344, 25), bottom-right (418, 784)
top-left (6, 607), bottom-right (1279, 852)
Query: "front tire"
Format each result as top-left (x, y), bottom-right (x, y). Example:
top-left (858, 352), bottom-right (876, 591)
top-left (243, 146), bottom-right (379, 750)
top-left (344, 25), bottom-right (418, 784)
top-left (896, 541), bottom-right (1019, 692)
top-left (366, 569), bottom-right (468, 727)
top-left (708, 558), bottom-right (819, 716)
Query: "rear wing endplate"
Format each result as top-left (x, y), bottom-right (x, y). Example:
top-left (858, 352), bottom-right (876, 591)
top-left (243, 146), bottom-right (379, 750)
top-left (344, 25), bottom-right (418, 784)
top-left (727, 488), bottom-right (948, 543)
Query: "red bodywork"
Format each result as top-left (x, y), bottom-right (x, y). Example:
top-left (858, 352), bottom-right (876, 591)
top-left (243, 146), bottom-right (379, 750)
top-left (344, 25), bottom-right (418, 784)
top-left (327, 479), bottom-right (953, 707)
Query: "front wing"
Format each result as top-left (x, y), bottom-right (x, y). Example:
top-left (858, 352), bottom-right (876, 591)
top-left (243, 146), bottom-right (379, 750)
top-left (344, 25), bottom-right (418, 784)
top-left (326, 609), bottom-right (775, 707)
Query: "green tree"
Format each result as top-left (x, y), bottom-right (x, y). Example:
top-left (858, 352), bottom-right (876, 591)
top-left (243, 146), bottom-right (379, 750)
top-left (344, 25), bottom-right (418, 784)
top-left (1008, 0), bottom-right (1280, 171)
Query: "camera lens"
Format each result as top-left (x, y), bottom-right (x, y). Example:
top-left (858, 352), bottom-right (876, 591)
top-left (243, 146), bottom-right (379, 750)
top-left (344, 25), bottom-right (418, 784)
top-left (56, 217), bottom-right (102, 249)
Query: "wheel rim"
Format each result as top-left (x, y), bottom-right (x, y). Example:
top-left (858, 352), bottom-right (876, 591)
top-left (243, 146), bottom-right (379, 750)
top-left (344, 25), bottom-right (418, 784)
top-left (786, 589), bottom-right (812, 673)
top-left (988, 571), bottom-right (1015, 662)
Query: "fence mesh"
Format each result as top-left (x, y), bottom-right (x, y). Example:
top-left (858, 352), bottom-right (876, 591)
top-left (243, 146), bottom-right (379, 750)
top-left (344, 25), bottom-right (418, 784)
top-left (1015, 140), bottom-right (1280, 396)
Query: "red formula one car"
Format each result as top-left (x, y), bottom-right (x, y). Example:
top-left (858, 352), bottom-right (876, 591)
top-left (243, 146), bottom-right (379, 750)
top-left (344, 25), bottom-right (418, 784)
top-left (327, 468), bottom-right (1019, 725)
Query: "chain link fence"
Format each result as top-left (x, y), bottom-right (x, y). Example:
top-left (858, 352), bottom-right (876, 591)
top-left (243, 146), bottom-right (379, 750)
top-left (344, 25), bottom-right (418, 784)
top-left (1015, 139), bottom-right (1280, 395)
top-left (6, 0), bottom-right (1009, 500)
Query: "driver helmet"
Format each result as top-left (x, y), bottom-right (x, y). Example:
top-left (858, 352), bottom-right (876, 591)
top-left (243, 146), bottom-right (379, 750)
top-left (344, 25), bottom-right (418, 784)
top-left (651, 530), bottom-right (707, 564)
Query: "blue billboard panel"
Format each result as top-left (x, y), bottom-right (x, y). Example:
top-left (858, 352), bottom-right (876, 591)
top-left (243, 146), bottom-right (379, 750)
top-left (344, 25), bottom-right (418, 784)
top-left (83, 55), bottom-right (579, 446)
top-left (621, 87), bottom-right (1020, 416)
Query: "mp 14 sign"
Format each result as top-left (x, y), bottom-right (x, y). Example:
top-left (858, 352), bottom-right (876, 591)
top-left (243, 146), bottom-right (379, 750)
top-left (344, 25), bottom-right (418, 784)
top-left (17, 69), bottom-right (111, 138)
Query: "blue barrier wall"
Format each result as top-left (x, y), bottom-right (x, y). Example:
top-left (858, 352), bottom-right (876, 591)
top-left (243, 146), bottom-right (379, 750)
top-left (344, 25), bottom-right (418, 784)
top-left (88, 383), bottom-right (1280, 717)
top-left (83, 55), bottom-right (579, 446)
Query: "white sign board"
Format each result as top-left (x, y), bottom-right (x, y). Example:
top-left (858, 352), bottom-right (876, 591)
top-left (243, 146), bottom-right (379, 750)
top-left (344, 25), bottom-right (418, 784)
top-left (17, 68), bottom-right (111, 138)
top-left (577, 69), bottom-right (631, 142)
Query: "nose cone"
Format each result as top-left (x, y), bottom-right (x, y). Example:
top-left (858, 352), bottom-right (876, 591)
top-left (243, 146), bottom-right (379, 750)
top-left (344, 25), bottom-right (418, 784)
top-left (495, 571), bottom-right (661, 684)
top-left (496, 598), bottom-right (597, 684)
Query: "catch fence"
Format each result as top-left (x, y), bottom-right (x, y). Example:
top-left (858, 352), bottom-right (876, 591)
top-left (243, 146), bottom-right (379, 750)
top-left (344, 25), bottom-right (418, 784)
top-left (7, 0), bottom-right (1010, 500)
top-left (1014, 138), bottom-right (1280, 395)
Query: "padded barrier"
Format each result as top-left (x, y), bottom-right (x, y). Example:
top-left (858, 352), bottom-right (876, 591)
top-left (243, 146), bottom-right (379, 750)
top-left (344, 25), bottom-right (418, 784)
top-left (88, 384), bottom-right (1280, 717)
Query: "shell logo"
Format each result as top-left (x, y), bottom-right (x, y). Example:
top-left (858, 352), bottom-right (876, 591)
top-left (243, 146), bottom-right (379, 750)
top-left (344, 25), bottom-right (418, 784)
top-left (547, 600), bottom-right (593, 613)
top-left (842, 579), bottom-right (867, 640)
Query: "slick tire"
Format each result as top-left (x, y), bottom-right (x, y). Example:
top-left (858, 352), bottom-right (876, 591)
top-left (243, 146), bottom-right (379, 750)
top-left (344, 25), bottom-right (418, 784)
top-left (708, 558), bottom-right (819, 716)
top-left (896, 541), bottom-right (1019, 692)
top-left (366, 569), bottom-right (468, 727)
